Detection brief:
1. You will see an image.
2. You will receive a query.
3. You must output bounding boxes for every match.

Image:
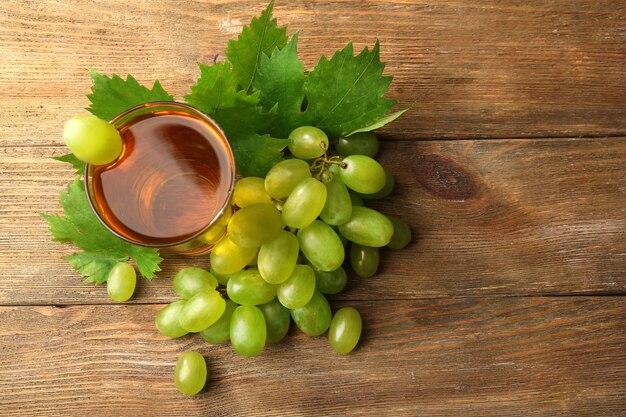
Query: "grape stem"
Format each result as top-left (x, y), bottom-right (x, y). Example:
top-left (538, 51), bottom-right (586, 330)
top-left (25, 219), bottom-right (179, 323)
top-left (310, 143), bottom-right (344, 181)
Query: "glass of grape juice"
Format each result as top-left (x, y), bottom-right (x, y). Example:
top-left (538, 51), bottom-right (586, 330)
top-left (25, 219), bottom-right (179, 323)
top-left (85, 102), bottom-right (236, 255)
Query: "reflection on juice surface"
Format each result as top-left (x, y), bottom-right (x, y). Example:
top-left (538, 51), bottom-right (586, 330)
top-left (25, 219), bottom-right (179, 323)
top-left (92, 110), bottom-right (234, 246)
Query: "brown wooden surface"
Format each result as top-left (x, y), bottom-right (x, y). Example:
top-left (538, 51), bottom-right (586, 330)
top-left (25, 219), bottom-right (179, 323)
top-left (1, 0), bottom-right (625, 415)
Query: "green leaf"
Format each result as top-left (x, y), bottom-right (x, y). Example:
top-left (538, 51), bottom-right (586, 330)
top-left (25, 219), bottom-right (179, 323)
top-left (52, 153), bottom-right (85, 175)
top-left (226, 0), bottom-right (288, 92)
top-left (41, 179), bottom-right (162, 283)
top-left (253, 33), bottom-right (308, 137)
top-left (343, 108), bottom-right (408, 137)
top-left (66, 252), bottom-right (124, 284)
top-left (87, 69), bottom-right (174, 121)
top-left (185, 62), bottom-right (284, 176)
top-left (305, 42), bottom-right (397, 137)
top-left (231, 132), bottom-right (288, 177)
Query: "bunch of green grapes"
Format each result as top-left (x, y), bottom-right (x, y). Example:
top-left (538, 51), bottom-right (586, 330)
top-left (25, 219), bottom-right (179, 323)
top-left (156, 126), bottom-right (411, 395)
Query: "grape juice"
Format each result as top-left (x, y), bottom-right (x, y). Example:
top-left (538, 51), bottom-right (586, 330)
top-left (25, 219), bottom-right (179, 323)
top-left (91, 109), bottom-right (234, 246)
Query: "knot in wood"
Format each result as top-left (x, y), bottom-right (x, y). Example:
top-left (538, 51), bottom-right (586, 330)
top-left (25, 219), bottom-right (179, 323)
top-left (414, 154), bottom-right (476, 202)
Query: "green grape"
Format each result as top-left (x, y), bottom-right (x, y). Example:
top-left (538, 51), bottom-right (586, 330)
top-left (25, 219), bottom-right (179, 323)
top-left (179, 289), bottom-right (226, 332)
top-left (265, 159), bottom-right (312, 199)
top-left (174, 351), bottom-right (207, 395)
top-left (210, 268), bottom-right (232, 286)
top-left (230, 305), bottom-right (267, 357)
top-left (277, 264), bottom-right (316, 309)
top-left (227, 269), bottom-right (277, 306)
top-left (227, 203), bottom-right (282, 248)
top-left (200, 299), bottom-right (237, 344)
top-left (248, 253), bottom-right (258, 266)
top-left (288, 126), bottom-right (329, 159)
top-left (258, 230), bottom-right (299, 284)
top-left (336, 132), bottom-right (379, 157)
top-left (290, 290), bottom-right (332, 336)
top-left (328, 307), bottom-right (362, 354)
top-left (350, 243), bottom-right (379, 278)
top-left (173, 267), bottom-right (218, 299)
top-left (63, 114), bottom-right (123, 165)
top-left (339, 155), bottom-right (386, 194)
top-left (319, 175), bottom-right (352, 226)
top-left (107, 262), bottom-right (136, 302)
top-left (360, 169), bottom-right (395, 200)
top-left (298, 220), bottom-right (345, 271)
top-left (258, 298), bottom-right (291, 343)
top-left (312, 266), bottom-right (348, 295)
top-left (155, 300), bottom-right (189, 338)
top-left (386, 215), bottom-right (412, 249)
top-left (338, 206), bottom-right (393, 247)
top-left (233, 177), bottom-right (273, 207)
top-left (282, 178), bottom-right (327, 229)
top-left (349, 193), bottom-right (364, 207)
top-left (210, 235), bottom-right (258, 276)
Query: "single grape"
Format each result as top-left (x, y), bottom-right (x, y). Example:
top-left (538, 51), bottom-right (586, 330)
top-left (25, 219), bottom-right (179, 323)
top-left (258, 230), bottom-right (299, 284)
top-left (107, 262), bottom-right (136, 302)
top-left (360, 168), bottom-right (395, 200)
top-left (210, 235), bottom-right (258, 276)
top-left (178, 289), bottom-right (226, 332)
top-left (233, 177), bottom-right (272, 208)
top-left (338, 206), bottom-right (393, 247)
top-left (174, 351), bottom-right (207, 395)
top-left (200, 299), bottom-right (237, 344)
top-left (329, 307), bottom-right (362, 354)
top-left (311, 266), bottom-right (348, 295)
top-left (288, 126), bottom-right (329, 159)
top-left (227, 269), bottom-right (277, 306)
top-left (277, 264), bottom-right (316, 309)
top-left (282, 178), bottom-right (327, 229)
top-left (265, 158), bottom-right (312, 199)
top-left (350, 243), bottom-right (379, 278)
top-left (258, 298), bottom-right (291, 343)
top-left (339, 155), bottom-right (386, 194)
top-left (230, 305), bottom-right (267, 357)
top-left (386, 215), bottom-right (412, 249)
top-left (336, 132), bottom-right (379, 157)
top-left (298, 220), bottom-right (345, 271)
top-left (290, 290), bottom-right (332, 336)
top-left (227, 203), bottom-right (282, 248)
top-left (155, 300), bottom-right (189, 338)
top-left (319, 175), bottom-right (352, 226)
top-left (173, 267), bottom-right (218, 299)
top-left (63, 114), bottom-right (123, 165)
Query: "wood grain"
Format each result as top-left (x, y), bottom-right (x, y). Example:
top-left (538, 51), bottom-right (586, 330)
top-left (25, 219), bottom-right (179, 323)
top-left (0, 0), bottom-right (624, 144)
top-left (1, 138), bottom-right (624, 305)
top-left (0, 298), bottom-right (624, 416)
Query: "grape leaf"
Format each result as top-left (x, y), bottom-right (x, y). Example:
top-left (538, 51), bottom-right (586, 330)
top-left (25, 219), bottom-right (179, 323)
top-left (52, 153), bottom-right (85, 175)
top-left (304, 42), bottom-right (397, 137)
top-left (185, 62), bottom-right (287, 176)
top-left (253, 33), bottom-right (308, 137)
top-left (87, 69), bottom-right (174, 121)
top-left (40, 179), bottom-right (162, 284)
top-left (342, 108), bottom-right (408, 137)
top-left (230, 132), bottom-right (287, 177)
top-left (226, 0), bottom-right (288, 92)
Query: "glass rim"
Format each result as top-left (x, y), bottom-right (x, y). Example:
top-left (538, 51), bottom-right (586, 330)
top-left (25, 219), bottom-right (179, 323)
top-left (84, 101), bottom-right (236, 248)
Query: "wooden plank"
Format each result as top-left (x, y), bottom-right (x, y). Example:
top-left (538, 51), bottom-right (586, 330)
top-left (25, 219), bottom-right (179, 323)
top-left (0, 0), bottom-right (624, 145)
top-left (0, 298), bottom-right (624, 416)
top-left (1, 138), bottom-right (625, 305)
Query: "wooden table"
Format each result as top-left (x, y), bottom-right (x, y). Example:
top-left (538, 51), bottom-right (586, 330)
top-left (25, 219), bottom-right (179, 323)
top-left (1, 1), bottom-right (625, 415)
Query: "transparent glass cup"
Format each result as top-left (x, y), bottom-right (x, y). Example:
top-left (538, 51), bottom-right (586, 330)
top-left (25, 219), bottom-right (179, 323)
top-left (85, 102), bottom-right (236, 255)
